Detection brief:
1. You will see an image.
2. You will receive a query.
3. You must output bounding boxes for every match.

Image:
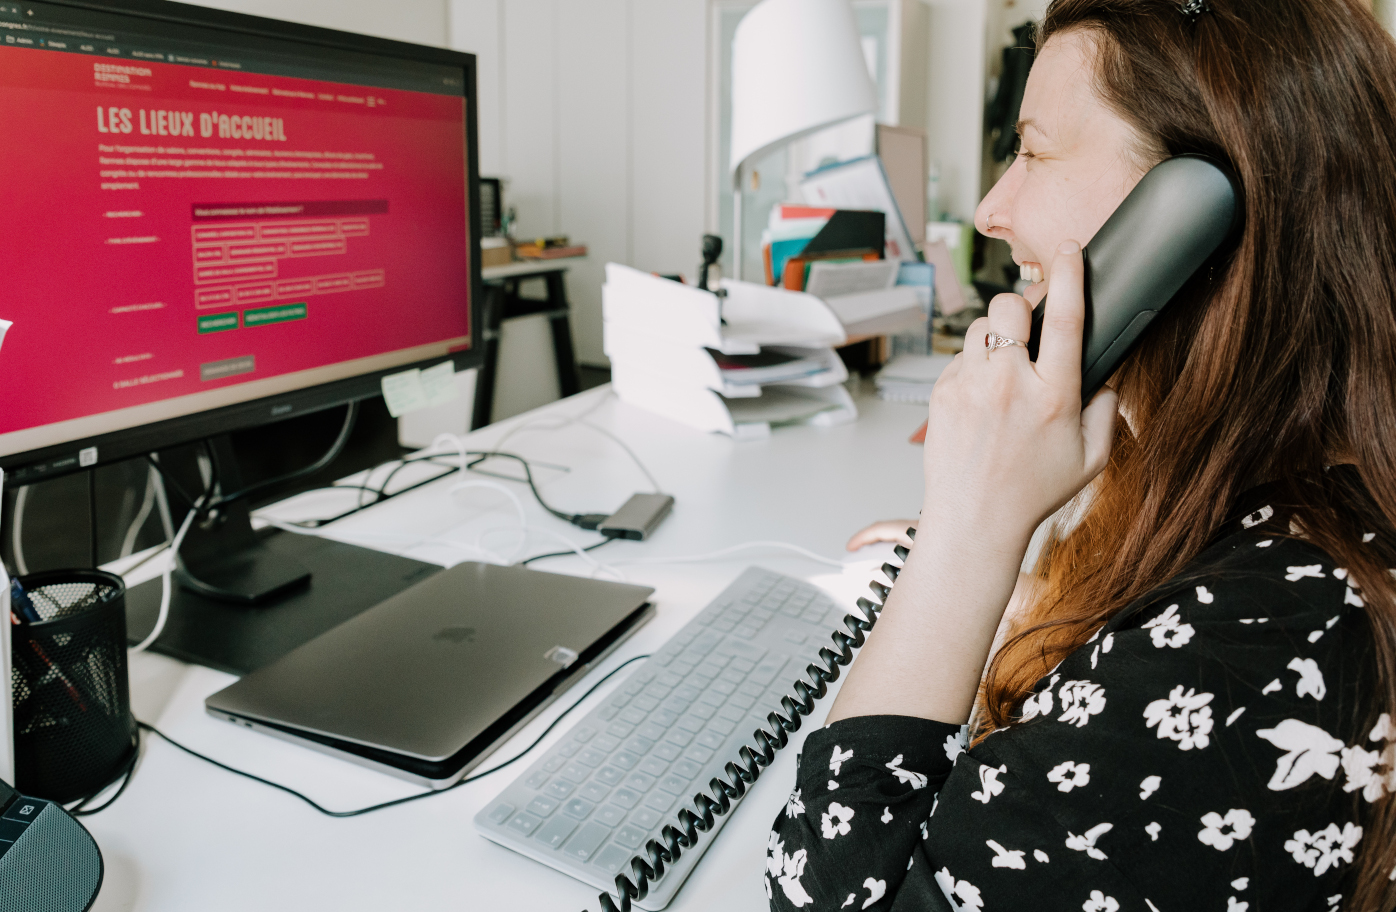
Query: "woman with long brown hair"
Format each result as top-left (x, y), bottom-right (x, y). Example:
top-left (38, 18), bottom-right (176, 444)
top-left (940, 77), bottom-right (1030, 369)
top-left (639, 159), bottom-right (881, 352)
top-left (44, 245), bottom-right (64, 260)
top-left (766, 0), bottom-right (1396, 909)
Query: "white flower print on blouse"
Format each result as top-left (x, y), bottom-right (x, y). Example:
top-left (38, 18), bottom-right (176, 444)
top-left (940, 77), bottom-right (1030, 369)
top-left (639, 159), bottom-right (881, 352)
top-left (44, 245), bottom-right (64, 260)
top-left (880, 806), bottom-right (893, 824)
top-left (1227, 898), bottom-right (1248, 912)
top-left (1196, 585), bottom-right (1214, 604)
top-left (1083, 891), bottom-right (1120, 912)
top-left (1145, 822), bottom-right (1161, 841)
top-left (986, 839), bottom-right (1026, 869)
top-left (820, 802), bottom-right (854, 839)
top-left (1057, 681), bottom-right (1107, 727)
top-left (767, 833), bottom-right (815, 908)
top-left (1287, 658), bottom-right (1327, 700)
top-left (860, 877), bottom-right (886, 909)
top-left (1142, 605), bottom-right (1196, 649)
top-left (784, 788), bottom-right (805, 818)
top-left (1021, 675), bottom-right (1060, 721)
top-left (1139, 775), bottom-right (1161, 800)
top-left (1034, 849), bottom-right (1050, 863)
top-left (970, 764), bottom-right (1008, 804)
top-left (885, 753), bottom-right (929, 789)
top-left (1231, 878), bottom-right (1249, 891)
top-left (829, 745), bottom-right (853, 775)
top-left (1241, 505), bottom-right (1273, 528)
top-left (1339, 744), bottom-right (1387, 803)
top-left (944, 731), bottom-right (967, 764)
top-left (1284, 822), bottom-right (1363, 876)
top-left (1144, 686), bottom-right (1215, 750)
top-left (1047, 761), bottom-right (1091, 793)
top-left (933, 867), bottom-right (985, 912)
top-left (1285, 564), bottom-right (1326, 582)
top-left (1065, 822), bottom-right (1114, 860)
top-left (1198, 809), bottom-right (1256, 851)
top-left (1256, 719), bottom-right (1344, 790)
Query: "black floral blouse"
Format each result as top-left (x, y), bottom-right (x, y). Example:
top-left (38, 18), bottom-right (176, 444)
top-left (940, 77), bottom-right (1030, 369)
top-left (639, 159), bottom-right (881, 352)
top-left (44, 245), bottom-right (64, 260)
top-left (768, 479), bottom-right (1386, 912)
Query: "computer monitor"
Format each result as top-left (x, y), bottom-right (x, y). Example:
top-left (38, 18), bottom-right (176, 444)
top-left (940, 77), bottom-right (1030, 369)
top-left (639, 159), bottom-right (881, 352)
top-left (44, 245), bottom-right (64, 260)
top-left (0, 0), bottom-right (483, 672)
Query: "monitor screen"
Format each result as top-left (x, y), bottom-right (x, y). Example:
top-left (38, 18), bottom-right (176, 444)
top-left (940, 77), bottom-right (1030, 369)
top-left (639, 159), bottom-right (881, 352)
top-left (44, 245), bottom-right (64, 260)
top-left (0, 0), bottom-right (479, 481)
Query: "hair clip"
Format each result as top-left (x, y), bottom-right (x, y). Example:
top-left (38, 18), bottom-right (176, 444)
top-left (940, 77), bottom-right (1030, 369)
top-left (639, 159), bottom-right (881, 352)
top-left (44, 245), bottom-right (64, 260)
top-left (1180, 0), bottom-right (1211, 21)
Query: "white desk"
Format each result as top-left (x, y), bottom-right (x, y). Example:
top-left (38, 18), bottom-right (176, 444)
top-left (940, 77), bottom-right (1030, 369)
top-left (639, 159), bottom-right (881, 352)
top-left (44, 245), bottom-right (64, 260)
top-left (90, 385), bottom-right (927, 912)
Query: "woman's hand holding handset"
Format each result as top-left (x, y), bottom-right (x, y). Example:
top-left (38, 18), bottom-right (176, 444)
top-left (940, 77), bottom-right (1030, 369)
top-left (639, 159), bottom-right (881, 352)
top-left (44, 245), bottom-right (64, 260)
top-left (826, 242), bottom-right (1118, 727)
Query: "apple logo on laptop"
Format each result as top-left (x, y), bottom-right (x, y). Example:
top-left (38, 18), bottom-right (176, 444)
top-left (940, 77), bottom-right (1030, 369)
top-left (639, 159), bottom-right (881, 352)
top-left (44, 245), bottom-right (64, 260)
top-left (433, 626), bottom-right (476, 644)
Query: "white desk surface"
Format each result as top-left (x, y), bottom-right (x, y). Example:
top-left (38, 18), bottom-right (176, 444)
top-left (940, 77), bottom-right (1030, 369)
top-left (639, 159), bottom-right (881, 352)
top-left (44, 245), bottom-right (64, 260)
top-left (481, 256), bottom-right (586, 282)
top-left (91, 384), bottom-right (927, 912)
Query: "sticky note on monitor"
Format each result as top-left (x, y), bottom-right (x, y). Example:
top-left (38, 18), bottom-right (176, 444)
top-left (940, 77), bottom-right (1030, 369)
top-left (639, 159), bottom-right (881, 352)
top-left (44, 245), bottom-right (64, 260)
top-left (381, 361), bottom-right (459, 417)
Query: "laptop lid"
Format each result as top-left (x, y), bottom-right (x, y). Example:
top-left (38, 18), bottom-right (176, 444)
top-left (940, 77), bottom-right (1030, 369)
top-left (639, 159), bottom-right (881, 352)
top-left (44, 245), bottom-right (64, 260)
top-left (205, 562), bottom-right (654, 763)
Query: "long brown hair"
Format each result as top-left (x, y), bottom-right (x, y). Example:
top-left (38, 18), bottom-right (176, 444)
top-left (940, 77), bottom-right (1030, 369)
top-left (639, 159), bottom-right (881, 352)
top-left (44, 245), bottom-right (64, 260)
top-left (978, 1), bottom-right (1396, 906)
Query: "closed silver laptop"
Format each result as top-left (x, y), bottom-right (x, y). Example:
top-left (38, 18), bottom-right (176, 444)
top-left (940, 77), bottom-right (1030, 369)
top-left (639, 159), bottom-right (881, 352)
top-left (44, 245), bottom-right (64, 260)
top-left (206, 562), bottom-right (654, 787)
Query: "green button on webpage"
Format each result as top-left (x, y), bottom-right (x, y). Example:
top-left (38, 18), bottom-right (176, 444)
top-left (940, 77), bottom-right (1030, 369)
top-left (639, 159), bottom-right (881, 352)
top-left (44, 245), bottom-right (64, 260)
top-left (197, 312), bottom-right (239, 334)
top-left (243, 302), bottom-right (308, 327)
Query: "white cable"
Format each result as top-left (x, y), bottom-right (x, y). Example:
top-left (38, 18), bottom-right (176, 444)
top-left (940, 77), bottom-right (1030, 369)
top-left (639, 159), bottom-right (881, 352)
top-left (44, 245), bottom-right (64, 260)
top-left (257, 517), bottom-right (509, 565)
top-left (129, 499), bottom-right (201, 654)
top-left (486, 523), bottom-right (628, 581)
top-left (11, 484), bottom-right (28, 575)
top-left (448, 479), bottom-right (529, 564)
top-left (609, 540), bottom-right (845, 569)
top-left (149, 459), bottom-right (174, 540)
top-left (490, 391), bottom-right (663, 493)
top-left (119, 467), bottom-right (158, 558)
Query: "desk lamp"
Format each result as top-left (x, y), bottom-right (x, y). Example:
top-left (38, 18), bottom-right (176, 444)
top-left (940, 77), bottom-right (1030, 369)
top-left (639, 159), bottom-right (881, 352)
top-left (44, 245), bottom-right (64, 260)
top-left (729, 0), bottom-right (876, 281)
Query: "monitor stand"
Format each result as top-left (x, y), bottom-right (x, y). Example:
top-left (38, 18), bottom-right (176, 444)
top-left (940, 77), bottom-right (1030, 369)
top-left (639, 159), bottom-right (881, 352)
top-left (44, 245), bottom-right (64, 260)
top-left (124, 435), bottom-right (442, 676)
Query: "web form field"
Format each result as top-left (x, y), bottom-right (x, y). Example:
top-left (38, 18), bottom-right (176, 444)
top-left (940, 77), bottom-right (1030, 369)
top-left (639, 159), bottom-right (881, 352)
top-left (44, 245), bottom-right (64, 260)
top-left (190, 216), bottom-right (383, 309)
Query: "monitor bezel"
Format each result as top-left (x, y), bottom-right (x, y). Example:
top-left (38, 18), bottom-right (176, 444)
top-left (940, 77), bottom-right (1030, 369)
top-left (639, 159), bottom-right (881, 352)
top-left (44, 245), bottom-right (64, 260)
top-left (1, 0), bottom-right (484, 485)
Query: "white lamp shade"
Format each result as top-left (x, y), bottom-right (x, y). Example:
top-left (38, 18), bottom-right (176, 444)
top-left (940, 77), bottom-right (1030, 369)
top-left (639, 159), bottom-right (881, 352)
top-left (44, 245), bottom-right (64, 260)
top-left (729, 0), bottom-right (877, 177)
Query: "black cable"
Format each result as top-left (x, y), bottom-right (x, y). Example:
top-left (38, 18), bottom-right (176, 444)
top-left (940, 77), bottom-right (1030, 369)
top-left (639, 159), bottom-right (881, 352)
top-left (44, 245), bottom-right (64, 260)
top-left (144, 453), bottom-right (198, 510)
top-left (67, 739), bottom-right (140, 817)
top-left (132, 653), bottom-right (651, 818)
top-left (520, 535), bottom-right (619, 566)
top-left (210, 401), bottom-right (359, 509)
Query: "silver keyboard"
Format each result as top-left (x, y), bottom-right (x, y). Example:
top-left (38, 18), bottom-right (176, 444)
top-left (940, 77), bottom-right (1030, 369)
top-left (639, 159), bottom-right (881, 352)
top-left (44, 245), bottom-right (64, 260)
top-left (474, 567), bottom-right (846, 910)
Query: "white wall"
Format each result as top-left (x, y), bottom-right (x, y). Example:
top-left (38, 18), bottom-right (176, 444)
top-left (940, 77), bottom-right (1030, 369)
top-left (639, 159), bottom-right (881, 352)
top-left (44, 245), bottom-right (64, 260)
top-left (179, 0), bottom-right (449, 47)
top-left (449, 0), bottom-right (708, 368)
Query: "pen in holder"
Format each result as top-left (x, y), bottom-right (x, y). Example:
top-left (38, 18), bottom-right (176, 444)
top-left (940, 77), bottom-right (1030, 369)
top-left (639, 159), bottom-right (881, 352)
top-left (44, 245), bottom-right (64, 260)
top-left (10, 569), bottom-right (136, 805)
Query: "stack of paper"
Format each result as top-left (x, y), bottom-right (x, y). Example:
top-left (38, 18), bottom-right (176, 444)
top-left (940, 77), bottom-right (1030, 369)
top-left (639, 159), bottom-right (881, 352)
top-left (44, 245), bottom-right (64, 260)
top-left (874, 353), bottom-right (956, 403)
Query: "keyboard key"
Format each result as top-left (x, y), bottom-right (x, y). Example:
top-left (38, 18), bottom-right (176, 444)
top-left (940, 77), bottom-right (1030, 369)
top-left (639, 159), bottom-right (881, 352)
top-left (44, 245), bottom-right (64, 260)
top-left (717, 640), bottom-right (766, 662)
top-left (711, 680), bottom-right (737, 696)
top-left (729, 692), bottom-right (756, 710)
top-left (653, 742), bottom-right (683, 762)
top-left (690, 701), bottom-right (716, 720)
top-left (644, 791), bottom-right (676, 813)
top-left (508, 812), bottom-right (543, 835)
top-left (718, 704), bottom-right (745, 722)
top-left (624, 736), bottom-right (655, 755)
top-left (695, 662), bottom-right (724, 679)
top-left (607, 721), bottom-right (635, 738)
top-left (610, 692), bottom-right (631, 708)
top-left (657, 671), bottom-right (683, 687)
top-left (785, 631), bottom-right (808, 645)
top-left (676, 714), bottom-right (705, 733)
top-left (487, 803), bottom-right (515, 824)
top-left (557, 740), bottom-right (579, 756)
top-left (662, 696), bottom-right (693, 714)
top-left (577, 748), bottom-right (607, 768)
top-left (595, 766), bottom-right (624, 786)
top-left (719, 668), bottom-right (745, 684)
top-left (697, 730), bottom-right (726, 750)
top-left (642, 683), bottom-right (672, 700)
top-left (594, 843), bottom-right (633, 874)
top-left (526, 770), bottom-right (549, 789)
top-left (619, 707), bottom-right (646, 725)
top-left (671, 660), bottom-right (696, 676)
top-left (631, 808), bottom-right (663, 829)
top-left (596, 804), bottom-right (627, 827)
top-left (526, 796), bottom-right (559, 817)
top-left (610, 787), bottom-right (643, 809)
top-left (729, 658), bottom-right (757, 674)
top-left (637, 722), bottom-right (667, 742)
top-left (687, 746), bottom-right (715, 764)
top-left (623, 680), bottom-right (645, 696)
top-left (562, 798), bottom-right (595, 819)
top-left (614, 824), bottom-right (647, 849)
top-left (563, 822), bottom-right (612, 862)
top-left (635, 669), bottom-right (657, 683)
top-left (543, 756), bottom-right (565, 773)
top-left (711, 619), bottom-right (736, 632)
top-left (738, 681), bottom-right (764, 698)
top-left (543, 779), bottom-right (575, 800)
top-left (709, 717), bottom-right (736, 735)
top-left (638, 756), bottom-right (668, 777)
top-left (734, 625), bottom-right (760, 639)
top-left (631, 695), bottom-right (661, 712)
top-left (625, 771), bottom-right (656, 792)
top-left (698, 690), bottom-right (726, 707)
top-left (599, 706), bottom-right (620, 721)
top-left (751, 656), bottom-right (789, 686)
top-left (665, 728), bottom-right (695, 747)
top-left (611, 751), bottom-right (640, 771)
top-left (672, 759), bottom-right (702, 780)
top-left (593, 734), bottom-right (622, 753)
top-left (651, 709), bottom-right (680, 729)
top-left (561, 764), bottom-right (590, 783)
top-left (658, 774), bottom-right (689, 795)
top-left (579, 781), bottom-right (611, 803)
top-left (534, 815), bottom-right (578, 849)
top-left (574, 727), bottom-right (596, 742)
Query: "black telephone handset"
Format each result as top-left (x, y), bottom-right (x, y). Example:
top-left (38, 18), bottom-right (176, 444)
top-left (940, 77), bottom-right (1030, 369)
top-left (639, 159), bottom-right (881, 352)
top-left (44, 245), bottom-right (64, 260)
top-left (1026, 154), bottom-right (1243, 403)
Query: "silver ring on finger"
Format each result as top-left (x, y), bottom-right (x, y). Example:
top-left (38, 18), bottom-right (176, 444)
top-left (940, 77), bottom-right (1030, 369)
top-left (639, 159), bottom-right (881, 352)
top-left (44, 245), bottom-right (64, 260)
top-left (985, 331), bottom-right (1025, 354)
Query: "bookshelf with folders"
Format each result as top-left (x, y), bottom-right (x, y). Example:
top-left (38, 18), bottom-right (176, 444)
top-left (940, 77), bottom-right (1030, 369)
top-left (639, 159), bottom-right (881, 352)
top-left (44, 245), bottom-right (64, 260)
top-left (602, 263), bottom-right (922, 438)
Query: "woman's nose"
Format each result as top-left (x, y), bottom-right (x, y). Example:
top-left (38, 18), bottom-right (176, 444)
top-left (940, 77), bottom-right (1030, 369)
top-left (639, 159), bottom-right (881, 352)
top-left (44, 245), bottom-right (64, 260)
top-left (975, 158), bottom-right (1024, 239)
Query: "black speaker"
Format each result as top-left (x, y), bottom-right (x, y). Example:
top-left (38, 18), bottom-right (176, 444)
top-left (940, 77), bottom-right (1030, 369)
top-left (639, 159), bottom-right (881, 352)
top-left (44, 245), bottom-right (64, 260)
top-left (0, 777), bottom-right (103, 912)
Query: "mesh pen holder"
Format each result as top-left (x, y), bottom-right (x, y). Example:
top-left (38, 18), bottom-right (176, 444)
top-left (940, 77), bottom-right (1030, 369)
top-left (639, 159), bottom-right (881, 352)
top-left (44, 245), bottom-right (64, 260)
top-left (10, 569), bottom-right (136, 804)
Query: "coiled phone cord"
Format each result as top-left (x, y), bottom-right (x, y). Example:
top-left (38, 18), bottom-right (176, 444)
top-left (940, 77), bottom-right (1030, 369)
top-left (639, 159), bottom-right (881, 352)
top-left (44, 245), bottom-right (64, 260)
top-left (594, 532), bottom-right (912, 912)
